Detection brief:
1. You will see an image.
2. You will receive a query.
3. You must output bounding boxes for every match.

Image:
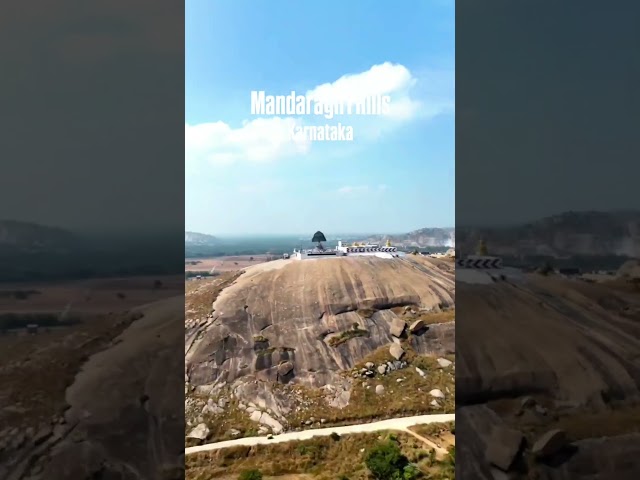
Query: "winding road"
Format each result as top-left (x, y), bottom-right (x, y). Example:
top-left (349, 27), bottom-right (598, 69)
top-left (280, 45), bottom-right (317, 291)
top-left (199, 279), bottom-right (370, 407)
top-left (185, 413), bottom-right (455, 455)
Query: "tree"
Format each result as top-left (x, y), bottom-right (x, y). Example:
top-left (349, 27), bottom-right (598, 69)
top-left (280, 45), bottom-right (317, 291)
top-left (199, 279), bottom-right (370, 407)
top-left (238, 469), bottom-right (262, 480)
top-left (402, 464), bottom-right (420, 480)
top-left (312, 230), bottom-right (327, 250)
top-left (365, 441), bottom-right (407, 479)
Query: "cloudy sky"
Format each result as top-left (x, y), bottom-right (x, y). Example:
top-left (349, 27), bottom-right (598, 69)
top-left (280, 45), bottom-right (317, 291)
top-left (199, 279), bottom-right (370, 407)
top-left (185, 0), bottom-right (455, 235)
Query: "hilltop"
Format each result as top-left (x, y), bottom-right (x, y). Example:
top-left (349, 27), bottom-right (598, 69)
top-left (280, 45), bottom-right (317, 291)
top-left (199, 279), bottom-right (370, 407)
top-left (185, 255), bottom-right (456, 443)
top-left (184, 227), bottom-right (456, 259)
top-left (185, 231), bottom-right (217, 246)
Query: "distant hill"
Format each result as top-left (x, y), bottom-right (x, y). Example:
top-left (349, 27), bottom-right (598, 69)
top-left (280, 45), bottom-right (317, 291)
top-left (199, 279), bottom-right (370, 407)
top-left (457, 211), bottom-right (640, 258)
top-left (185, 231), bottom-right (217, 246)
top-left (0, 221), bottom-right (181, 282)
top-left (0, 220), bottom-right (80, 254)
top-left (365, 227), bottom-right (455, 248)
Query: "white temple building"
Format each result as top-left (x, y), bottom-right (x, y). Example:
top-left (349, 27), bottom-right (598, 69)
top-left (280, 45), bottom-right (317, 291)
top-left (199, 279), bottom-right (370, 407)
top-left (292, 232), bottom-right (399, 260)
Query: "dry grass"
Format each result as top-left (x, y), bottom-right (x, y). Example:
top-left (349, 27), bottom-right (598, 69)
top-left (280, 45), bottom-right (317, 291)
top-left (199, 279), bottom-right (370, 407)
top-left (186, 430), bottom-right (455, 480)
top-left (409, 421), bottom-right (456, 456)
top-left (185, 272), bottom-right (243, 320)
top-left (387, 306), bottom-right (455, 326)
top-left (185, 256), bottom-right (271, 273)
top-left (327, 328), bottom-right (370, 347)
top-left (414, 310), bottom-right (455, 325)
top-left (409, 421), bottom-right (455, 438)
top-left (552, 406), bottom-right (640, 441)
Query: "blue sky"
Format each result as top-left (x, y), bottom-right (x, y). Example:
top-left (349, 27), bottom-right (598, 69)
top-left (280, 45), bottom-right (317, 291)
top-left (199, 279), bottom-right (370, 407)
top-left (186, 0), bottom-right (454, 235)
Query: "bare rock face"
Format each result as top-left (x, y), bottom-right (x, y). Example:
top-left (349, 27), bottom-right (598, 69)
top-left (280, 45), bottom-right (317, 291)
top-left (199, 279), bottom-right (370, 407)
top-left (186, 256), bottom-right (454, 410)
top-left (24, 296), bottom-right (186, 480)
top-left (485, 426), bottom-right (524, 471)
top-left (456, 274), bottom-right (640, 479)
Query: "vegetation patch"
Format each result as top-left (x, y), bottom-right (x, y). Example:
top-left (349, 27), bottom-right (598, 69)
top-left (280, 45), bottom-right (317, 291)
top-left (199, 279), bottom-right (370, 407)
top-left (255, 347), bottom-right (277, 357)
top-left (327, 328), bottom-right (370, 347)
top-left (413, 309), bottom-right (455, 325)
top-left (186, 430), bottom-right (455, 480)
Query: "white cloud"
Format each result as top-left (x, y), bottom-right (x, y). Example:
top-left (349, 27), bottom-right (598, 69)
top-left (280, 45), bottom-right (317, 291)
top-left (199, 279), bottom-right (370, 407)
top-left (185, 118), bottom-right (310, 165)
top-left (307, 62), bottom-right (421, 121)
top-left (186, 62), bottom-right (452, 165)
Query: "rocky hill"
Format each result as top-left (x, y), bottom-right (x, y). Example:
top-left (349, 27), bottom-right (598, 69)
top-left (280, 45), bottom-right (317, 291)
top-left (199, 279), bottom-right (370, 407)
top-left (185, 255), bottom-right (455, 442)
top-left (365, 227), bottom-right (455, 248)
top-left (185, 231), bottom-right (217, 246)
top-left (0, 220), bottom-right (79, 253)
top-left (457, 211), bottom-right (640, 258)
top-left (456, 273), bottom-right (640, 479)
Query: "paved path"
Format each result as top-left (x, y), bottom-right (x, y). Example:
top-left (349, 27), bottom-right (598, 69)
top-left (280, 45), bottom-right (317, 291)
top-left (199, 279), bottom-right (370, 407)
top-left (185, 413), bottom-right (455, 455)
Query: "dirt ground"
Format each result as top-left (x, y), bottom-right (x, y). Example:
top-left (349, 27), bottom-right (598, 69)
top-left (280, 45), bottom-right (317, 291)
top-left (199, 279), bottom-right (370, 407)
top-left (0, 274), bottom-right (183, 313)
top-left (185, 255), bottom-right (273, 272)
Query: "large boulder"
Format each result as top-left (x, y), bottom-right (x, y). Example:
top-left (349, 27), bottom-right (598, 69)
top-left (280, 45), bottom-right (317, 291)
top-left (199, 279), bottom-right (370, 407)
top-left (409, 319), bottom-right (425, 333)
top-left (485, 426), bottom-right (524, 471)
top-left (389, 343), bottom-right (405, 360)
top-left (390, 317), bottom-right (407, 337)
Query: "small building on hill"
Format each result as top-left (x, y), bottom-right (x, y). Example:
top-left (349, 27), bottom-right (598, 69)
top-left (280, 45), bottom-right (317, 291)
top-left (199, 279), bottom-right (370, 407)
top-left (292, 233), bottom-right (398, 260)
